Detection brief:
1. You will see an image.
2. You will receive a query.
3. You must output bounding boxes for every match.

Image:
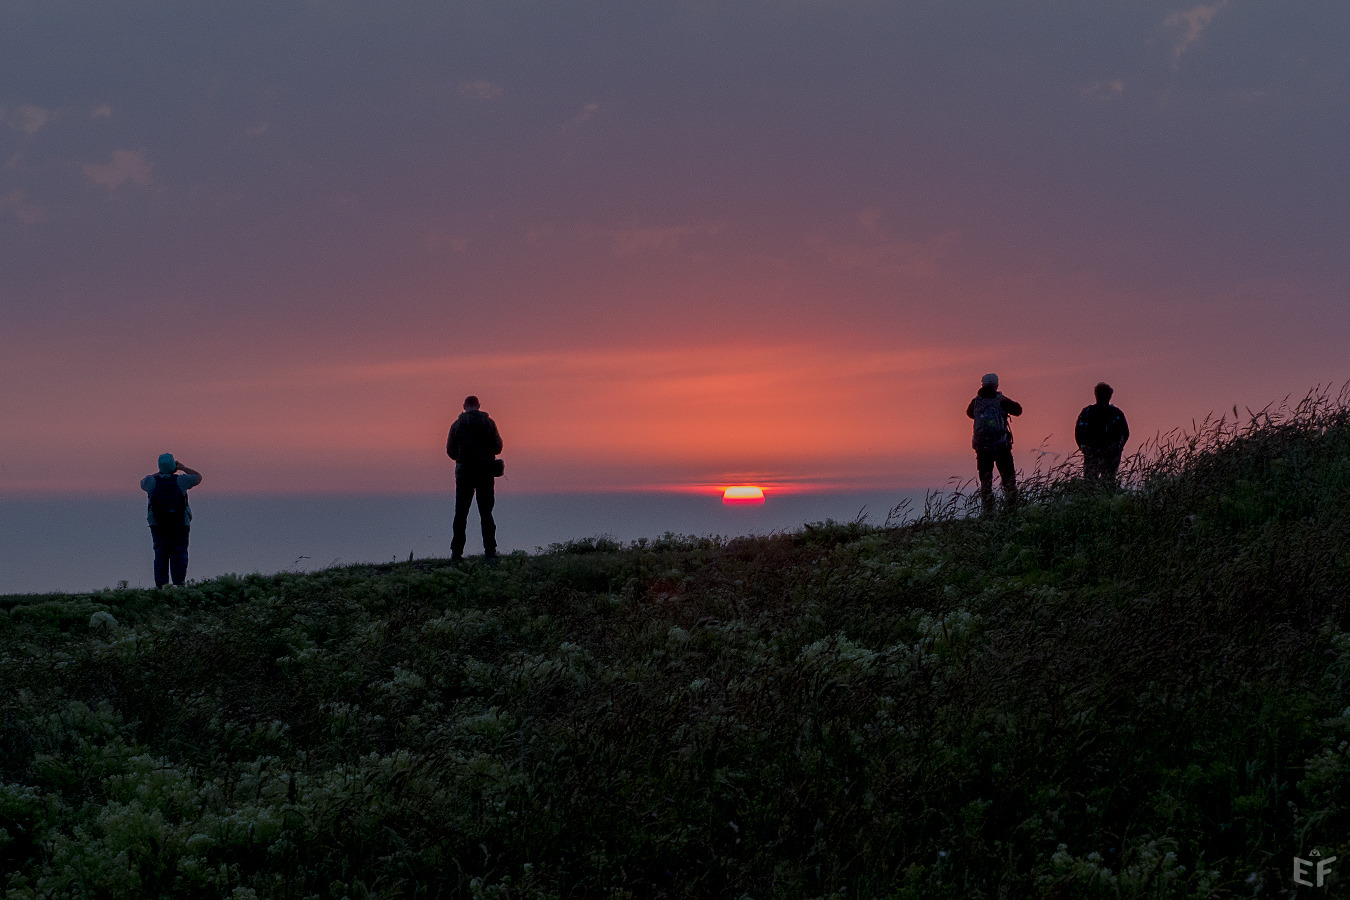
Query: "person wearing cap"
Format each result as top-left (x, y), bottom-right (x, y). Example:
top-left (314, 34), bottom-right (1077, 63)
top-left (139, 453), bottom-right (203, 587)
top-left (966, 373), bottom-right (1023, 513)
top-left (447, 395), bottom-right (504, 561)
top-left (1075, 382), bottom-right (1130, 486)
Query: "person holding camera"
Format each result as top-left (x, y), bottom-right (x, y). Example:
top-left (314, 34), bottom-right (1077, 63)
top-left (140, 453), bottom-right (202, 587)
top-left (967, 373), bottom-right (1023, 514)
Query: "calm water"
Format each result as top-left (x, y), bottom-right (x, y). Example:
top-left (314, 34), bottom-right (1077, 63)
top-left (0, 490), bottom-right (932, 595)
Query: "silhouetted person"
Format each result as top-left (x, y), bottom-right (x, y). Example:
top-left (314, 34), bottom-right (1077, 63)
top-left (1076, 382), bottom-right (1130, 487)
top-left (967, 373), bottom-right (1022, 514)
top-left (447, 395), bottom-right (503, 560)
top-left (140, 453), bottom-right (202, 587)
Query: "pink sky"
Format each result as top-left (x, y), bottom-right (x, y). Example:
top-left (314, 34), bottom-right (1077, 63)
top-left (2, 3), bottom-right (1347, 497)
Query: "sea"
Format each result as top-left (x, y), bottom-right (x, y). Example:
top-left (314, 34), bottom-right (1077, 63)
top-left (0, 490), bottom-right (938, 595)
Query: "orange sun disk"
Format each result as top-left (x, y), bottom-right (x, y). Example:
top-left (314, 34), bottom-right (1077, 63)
top-left (722, 486), bottom-right (766, 505)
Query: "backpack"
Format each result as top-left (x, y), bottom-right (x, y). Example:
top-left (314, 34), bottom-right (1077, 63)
top-left (972, 395), bottom-right (1011, 449)
top-left (149, 474), bottom-right (187, 530)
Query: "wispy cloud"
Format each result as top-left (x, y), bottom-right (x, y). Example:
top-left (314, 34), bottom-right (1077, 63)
top-left (7, 105), bottom-right (52, 134)
top-left (1165, 1), bottom-right (1230, 62)
top-left (606, 223), bottom-right (725, 255)
top-left (1080, 79), bottom-right (1125, 100)
top-left (819, 227), bottom-right (957, 280)
top-left (525, 224), bottom-right (556, 244)
top-left (563, 101), bottom-right (599, 130)
top-left (91, 104), bottom-right (113, 119)
top-left (458, 80), bottom-right (505, 101)
top-left (201, 344), bottom-right (982, 424)
top-left (0, 190), bottom-right (45, 223)
top-left (423, 231), bottom-right (468, 253)
top-left (244, 121), bottom-right (269, 137)
top-left (82, 150), bottom-right (153, 190)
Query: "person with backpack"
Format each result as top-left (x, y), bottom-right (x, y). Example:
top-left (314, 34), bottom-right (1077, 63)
top-left (966, 373), bottom-right (1022, 514)
top-left (447, 395), bottom-right (504, 561)
top-left (140, 453), bottom-right (203, 587)
top-left (1075, 382), bottom-right (1130, 487)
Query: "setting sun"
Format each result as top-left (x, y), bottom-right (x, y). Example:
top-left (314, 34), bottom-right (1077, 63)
top-left (722, 486), bottom-right (766, 505)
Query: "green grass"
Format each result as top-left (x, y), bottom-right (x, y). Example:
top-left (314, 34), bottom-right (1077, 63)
top-left (2, 389), bottom-right (1349, 898)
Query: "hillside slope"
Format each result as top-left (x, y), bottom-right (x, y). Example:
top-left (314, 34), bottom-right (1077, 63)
top-left (2, 393), bottom-right (1349, 898)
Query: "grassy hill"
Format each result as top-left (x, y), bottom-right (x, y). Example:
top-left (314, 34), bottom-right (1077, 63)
top-left (3, 392), bottom-right (1349, 899)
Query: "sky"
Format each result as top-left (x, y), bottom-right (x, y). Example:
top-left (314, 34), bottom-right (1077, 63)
top-left (2, 0), bottom-right (1348, 497)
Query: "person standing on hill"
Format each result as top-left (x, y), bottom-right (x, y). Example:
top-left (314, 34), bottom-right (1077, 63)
top-left (140, 453), bottom-right (202, 587)
top-left (967, 373), bottom-right (1023, 514)
top-left (447, 395), bottom-right (504, 561)
top-left (1076, 382), bottom-right (1130, 487)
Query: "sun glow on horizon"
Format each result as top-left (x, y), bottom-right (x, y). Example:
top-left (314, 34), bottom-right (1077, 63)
top-left (722, 485), bottom-right (766, 505)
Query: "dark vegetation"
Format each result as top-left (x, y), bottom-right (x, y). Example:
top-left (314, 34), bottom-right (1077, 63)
top-left (2, 390), bottom-right (1349, 898)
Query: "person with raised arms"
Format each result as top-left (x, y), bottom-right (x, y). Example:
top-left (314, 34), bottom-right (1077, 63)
top-left (140, 453), bottom-right (202, 587)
